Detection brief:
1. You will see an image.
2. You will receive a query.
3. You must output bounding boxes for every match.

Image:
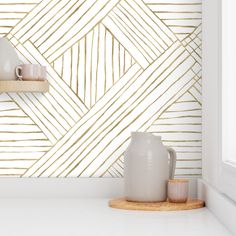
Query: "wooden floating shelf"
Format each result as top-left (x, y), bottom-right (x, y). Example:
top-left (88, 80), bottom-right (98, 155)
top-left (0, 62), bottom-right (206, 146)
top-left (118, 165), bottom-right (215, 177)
top-left (0, 80), bottom-right (49, 93)
top-left (109, 198), bottom-right (205, 211)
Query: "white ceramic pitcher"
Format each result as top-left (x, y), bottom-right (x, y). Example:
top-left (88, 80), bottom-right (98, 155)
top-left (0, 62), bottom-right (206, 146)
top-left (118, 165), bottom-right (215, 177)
top-left (0, 38), bottom-right (20, 80)
top-left (124, 132), bottom-right (176, 202)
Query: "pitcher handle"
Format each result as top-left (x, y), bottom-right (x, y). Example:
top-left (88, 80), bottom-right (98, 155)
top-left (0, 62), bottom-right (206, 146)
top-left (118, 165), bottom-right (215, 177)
top-left (167, 147), bottom-right (176, 179)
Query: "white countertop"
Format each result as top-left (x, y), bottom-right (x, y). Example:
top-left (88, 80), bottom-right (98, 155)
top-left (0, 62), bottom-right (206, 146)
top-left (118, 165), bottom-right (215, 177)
top-left (0, 198), bottom-right (232, 236)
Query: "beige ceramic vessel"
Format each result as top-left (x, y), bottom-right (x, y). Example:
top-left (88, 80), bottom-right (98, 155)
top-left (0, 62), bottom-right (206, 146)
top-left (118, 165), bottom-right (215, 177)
top-left (124, 132), bottom-right (176, 202)
top-left (168, 179), bottom-right (189, 203)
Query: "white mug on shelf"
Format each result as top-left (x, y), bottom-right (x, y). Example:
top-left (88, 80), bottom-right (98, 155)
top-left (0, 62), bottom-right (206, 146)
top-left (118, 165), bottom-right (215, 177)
top-left (39, 66), bottom-right (47, 81)
top-left (16, 64), bottom-right (46, 81)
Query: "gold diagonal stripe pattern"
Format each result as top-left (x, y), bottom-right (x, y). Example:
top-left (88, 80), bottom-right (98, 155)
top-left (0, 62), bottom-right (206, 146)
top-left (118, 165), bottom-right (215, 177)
top-left (53, 23), bottom-right (136, 108)
top-left (23, 41), bottom-right (181, 176)
top-left (0, 0), bottom-right (40, 37)
top-left (26, 42), bottom-right (196, 177)
top-left (0, 0), bottom-right (201, 177)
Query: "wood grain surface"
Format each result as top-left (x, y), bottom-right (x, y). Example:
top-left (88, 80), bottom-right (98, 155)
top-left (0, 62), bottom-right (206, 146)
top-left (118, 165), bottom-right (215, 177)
top-left (109, 198), bottom-right (205, 211)
top-left (0, 80), bottom-right (49, 92)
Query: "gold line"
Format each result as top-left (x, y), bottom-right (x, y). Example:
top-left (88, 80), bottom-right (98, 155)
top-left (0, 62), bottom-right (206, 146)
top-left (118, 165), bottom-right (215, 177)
top-left (99, 75), bottom-right (202, 176)
top-left (39, 0), bottom-right (96, 52)
top-left (152, 123), bottom-right (201, 126)
top-left (175, 100), bottom-right (197, 103)
top-left (162, 18), bottom-right (201, 20)
top-left (47, 45), bottom-right (187, 176)
top-left (16, 42), bottom-right (76, 123)
top-left (0, 11), bottom-right (28, 14)
top-left (90, 29), bottom-right (94, 108)
top-left (0, 174), bottom-right (21, 176)
top-left (84, 36), bottom-right (86, 104)
top-left (147, 3), bottom-right (202, 6)
top-left (0, 122), bottom-right (38, 125)
top-left (28, 65), bottom-right (142, 176)
top-left (76, 42), bottom-right (79, 95)
top-left (165, 108), bottom-right (201, 113)
top-left (44, 0), bottom-right (119, 60)
top-left (47, 69), bottom-right (143, 177)
top-left (168, 25), bottom-right (197, 28)
top-left (76, 55), bottom-right (196, 177)
top-left (35, 0), bottom-right (87, 47)
top-left (0, 100), bottom-right (13, 102)
top-left (30, 1), bottom-right (82, 44)
top-left (115, 9), bottom-right (162, 57)
top-left (112, 33), bottom-right (114, 84)
top-left (9, 93), bottom-right (57, 142)
top-left (108, 169), bottom-right (117, 177)
top-left (0, 131), bottom-right (42, 133)
top-left (188, 91), bottom-right (201, 106)
top-left (155, 11), bottom-right (201, 14)
top-left (105, 22), bottom-right (143, 68)
top-left (60, 46), bottom-right (186, 176)
top-left (0, 151), bottom-right (47, 154)
top-left (0, 159), bottom-right (38, 161)
top-left (116, 4), bottom-right (163, 53)
top-left (113, 167), bottom-right (123, 177)
top-left (59, 56), bottom-right (62, 76)
top-left (39, 91), bottom-right (72, 128)
top-left (118, 40), bottom-right (120, 79)
top-left (123, 43), bottom-right (125, 75)
top-left (108, 13), bottom-right (153, 63)
top-left (0, 138), bottom-right (48, 141)
top-left (29, 42), bottom-right (184, 176)
top-left (31, 93), bottom-right (69, 133)
top-left (193, 85), bottom-right (201, 95)
top-left (92, 28), bottom-right (125, 102)
top-left (0, 167), bottom-right (27, 170)
top-left (0, 3), bottom-right (38, 5)
top-left (152, 131), bottom-right (201, 134)
top-left (20, 1), bottom-right (73, 42)
top-left (104, 27), bottom-right (107, 92)
top-left (158, 115), bottom-right (201, 120)
top-left (95, 68), bottom-right (198, 177)
top-left (0, 26), bottom-right (13, 28)
top-left (6, 0), bottom-right (50, 37)
top-left (154, 73), bottom-right (200, 119)
top-left (132, 0), bottom-right (175, 43)
top-left (62, 54), bottom-right (65, 81)
top-left (116, 160), bottom-right (124, 170)
top-left (188, 43), bottom-right (201, 59)
top-left (109, 166), bottom-right (122, 177)
top-left (95, 24), bottom-right (100, 102)
top-left (70, 47), bottom-right (72, 88)
top-left (7, 93), bottom-right (54, 141)
top-left (162, 140), bottom-right (201, 142)
top-left (26, 40), bottom-right (88, 115)
top-left (123, 0), bottom-right (172, 47)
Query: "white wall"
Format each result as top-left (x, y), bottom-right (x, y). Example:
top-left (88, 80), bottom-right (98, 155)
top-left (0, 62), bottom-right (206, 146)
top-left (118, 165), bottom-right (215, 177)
top-left (202, 0), bottom-right (220, 188)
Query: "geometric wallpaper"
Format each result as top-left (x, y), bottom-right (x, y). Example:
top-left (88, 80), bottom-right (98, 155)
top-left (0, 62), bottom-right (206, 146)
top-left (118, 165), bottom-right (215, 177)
top-left (0, 0), bottom-right (201, 177)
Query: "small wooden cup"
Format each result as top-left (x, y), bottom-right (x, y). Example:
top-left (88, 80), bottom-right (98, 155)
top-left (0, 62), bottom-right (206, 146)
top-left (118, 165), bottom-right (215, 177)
top-left (168, 179), bottom-right (188, 203)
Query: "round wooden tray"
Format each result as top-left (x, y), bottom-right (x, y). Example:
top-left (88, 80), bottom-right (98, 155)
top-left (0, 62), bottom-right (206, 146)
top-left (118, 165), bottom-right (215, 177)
top-left (109, 198), bottom-right (205, 211)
